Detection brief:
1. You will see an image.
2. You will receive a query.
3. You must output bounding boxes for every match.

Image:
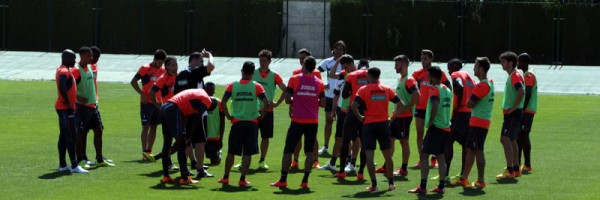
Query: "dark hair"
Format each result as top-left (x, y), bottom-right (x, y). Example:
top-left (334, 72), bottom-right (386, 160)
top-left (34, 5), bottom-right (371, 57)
top-left (447, 58), bottom-right (462, 69)
top-left (205, 82), bottom-right (215, 87)
top-left (258, 49), bottom-right (272, 61)
top-left (78, 46), bottom-right (92, 55)
top-left (339, 54), bottom-right (354, 65)
top-left (518, 53), bottom-right (531, 63)
top-left (427, 66), bottom-right (443, 80)
top-left (358, 58), bottom-right (370, 69)
top-left (154, 49), bottom-right (167, 61)
top-left (304, 56), bottom-right (317, 72)
top-left (421, 49), bottom-right (434, 59)
top-left (298, 48), bottom-right (311, 56)
top-left (333, 40), bottom-right (346, 53)
top-left (367, 67), bottom-right (381, 79)
top-left (164, 56), bottom-right (177, 66)
top-left (91, 46), bottom-right (101, 56)
top-left (242, 61), bottom-right (255, 75)
top-left (189, 52), bottom-right (201, 63)
top-left (499, 51), bottom-right (517, 68)
top-left (393, 55), bottom-right (410, 64)
top-left (476, 57), bottom-right (491, 72)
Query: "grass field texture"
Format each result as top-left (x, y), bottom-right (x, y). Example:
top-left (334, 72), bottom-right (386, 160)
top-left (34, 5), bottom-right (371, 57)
top-left (0, 80), bottom-right (599, 199)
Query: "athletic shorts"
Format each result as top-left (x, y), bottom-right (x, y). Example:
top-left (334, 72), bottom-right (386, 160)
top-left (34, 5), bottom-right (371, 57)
top-left (205, 140), bottom-right (221, 164)
top-left (335, 107), bottom-right (347, 138)
top-left (76, 104), bottom-right (104, 132)
top-left (342, 113), bottom-right (363, 141)
top-left (465, 126), bottom-right (488, 151)
top-left (414, 109), bottom-right (426, 119)
top-left (325, 97), bottom-right (334, 112)
top-left (389, 117), bottom-right (412, 140)
top-left (258, 111), bottom-right (274, 139)
top-left (422, 126), bottom-right (450, 155)
top-left (502, 109), bottom-right (523, 140)
top-left (283, 122), bottom-right (318, 154)
top-left (141, 103), bottom-right (161, 125)
top-left (450, 112), bottom-right (471, 145)
top-left (160, 102), bottom-right (185, 138)
top-left (228, 121), bottom-right (259, 156)
top-left (521, 113), bottom-right (535, 134)
top-left (362, 122), bottom-right (392, 151)
top-left (187, 113), bottom-right (207, 143)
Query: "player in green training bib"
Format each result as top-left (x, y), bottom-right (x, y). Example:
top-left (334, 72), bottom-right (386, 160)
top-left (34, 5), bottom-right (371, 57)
top-left (517, 53), bottom-right (537, 172)
top-left (204, 82), bottom-right (225, 166)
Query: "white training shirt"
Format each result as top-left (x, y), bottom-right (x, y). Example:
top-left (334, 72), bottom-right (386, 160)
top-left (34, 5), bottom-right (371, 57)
top-left (318, 57), bottom-right (343, 98)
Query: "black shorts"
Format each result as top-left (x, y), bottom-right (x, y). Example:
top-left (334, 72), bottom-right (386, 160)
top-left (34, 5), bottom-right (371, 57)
top-left (521, 113), bottom-right (535, 134)
top-left (342, 113), bottom-right (363, 141)
top-left (422, 126), bottom-right (450, 155)
top-left (228, 121), bottom-right (259, 156)
top-left (187, 112), bottom-right (207, 143)
top-left (450, 112), bottom-right (471, 145)
top-left (389, 117), bottom-right (412, 140)
top-left (160, 102), bottom-right (185, 138)
top-left (76, 104), bottom-right (103, 133)
top-left (335, 107), bottom-right (347, 138)
top-left (284, 122), bottom-right (318, 154)
top-left (466, 126), bottom-right (488, 151)
top-left (414, 109), bottom-right (426, 119)
top-left (205, 140), bottom-right (221, 163)
top-left (362, 122), bottom-right (392, 151)
top-left (502, 109), bottom-right (523, 140)
top-left (258, 111), bottom-right (274, 139)
top-left (325, 97), bottom-right (334, 112)
top-left (141, 103), bottom-right (161, 125)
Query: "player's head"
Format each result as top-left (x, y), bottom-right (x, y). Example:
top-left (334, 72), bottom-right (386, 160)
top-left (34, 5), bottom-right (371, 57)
top-left (242, 61), bottom-right (255, 78)
top-left (393, 54), bottom-right (410, 74)
top-left (62, 49), bottom-right (76, 68)
top-left (517, 53), bottom-right (530, 71)
top-left (205, 82), bottom-right (216, 96)
top-left (427, 66), bottom-right (442, 85)
top-left (499, 51), bottom-right (517, 71)
top-left (153, 49), bottom-right (167, 67)
top-left (298, 48), bottom-right (311, 66)
top-left (258, 49), bottom-right (272, 69)
top-left (303, 56), bottom-right (317, 74)
top-left (474, 57), bottom-right (490, 78)
top-left (358, 58), bottom-right (370, 69)
top-left (367, 67), bottom-right (381, 83)
top-left (188, 52), bottom-right (202, 68)
top-left (447, 58), bottom-right (462, 74)
top-left (421, 49), bottom-right (434, 68)
top-left (332, 40), bottom-right (346, 58)
top-left (164, 56), bottom-right (178, 75)
top-left (78, 46), bottom-right (93, 65)
top-left (339, 54), bottom-right (355, 72)
top-left (91, 46), bottom-right (101, 64)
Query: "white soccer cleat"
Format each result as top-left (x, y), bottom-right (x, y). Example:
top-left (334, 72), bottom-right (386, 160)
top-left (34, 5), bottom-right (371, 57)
top-left (168, 165), bottom-right (179, 171)
top-left (318, 162), bottom-right (337, 171)
top-left (58, 166), bottom-right (70, 172)
top-left (318, 146), bottom-right (329, 155)
top-left (344, 164), bottom-right (356, 173)
top-left (70, 166), bottom-right (89, 174)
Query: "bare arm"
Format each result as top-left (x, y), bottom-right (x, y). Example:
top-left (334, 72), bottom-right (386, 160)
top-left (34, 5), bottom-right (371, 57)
top-left (427, 98), bottom-right (439, 128)
top-left (273, 83), bottom-right (287, 107)
top-left (221, 95), bottom-right (232, 120)
top-left (130, 76), bottom-right (146, 102)
top-left (202, 51), bottom-right (215, 73)
top-left (351, 101), bottom-right (364, 122)
top-left (149, 90), bottom-right (160, 108)
top-left (58, 75), bottom-right (74, 111)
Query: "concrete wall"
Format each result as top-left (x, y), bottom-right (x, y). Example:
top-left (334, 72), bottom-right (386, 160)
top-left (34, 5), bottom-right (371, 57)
top-left (282, 0), bottom-right (330, 59)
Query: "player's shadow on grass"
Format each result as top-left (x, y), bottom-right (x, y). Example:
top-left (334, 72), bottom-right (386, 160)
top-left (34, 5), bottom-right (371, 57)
top-left (460, 187), bottom-right (486, 196)
top-left (391, 175), bottom-right (409, 182)
top-left (273, 187), bottom-right (314, 195)
top-left (332, 178), bottom-right (367, 185)
top-left (415, 193), bottom-right (444, 200)
top-left (149, 182), bottom-right (200, 190)
top-left (210, 184), bottom-right (258, 192)
top-left (494, 179), bottom-right (519, 184)
top-left (38, 170), bottom-right (71, 180)
top-left (122, 159), bottom-right (148, 164)
top-left (341, 190), bottom-right (391, 198)
top-left (138, 170), bottom-right (163, 178)
top-left (244, 168), bottom-right (273, 175)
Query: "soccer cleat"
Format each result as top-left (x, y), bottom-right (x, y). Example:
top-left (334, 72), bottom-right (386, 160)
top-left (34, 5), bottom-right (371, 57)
top-left (97, 161), bottom-right (116, 167)
top-left (449, 174), bottom-right (462, 183)
top-left (169, 165), bottom-right (179, 171)
top-left (344, 164), bottom-right (356, 173)
top-left (429, 187), bottom-right (445, 194)
top-left (469, 181), bottom-right (486, 189)
top-left (430, 175), bottom-right (439, 180)
top-left (258, 162), bottom-right (269, 170)
top-left (496, 170), bottom-right (515, 179)
top-left (270, 180), bottom-right (287, 188)
top-left (179, 177), bottom-right (199, 185)
top-left (375, 167), bottom-right (387, 174)
top-left (408, 186), bottom-right (427, 194)
top-left (514, 171), bottom-right (522, 177)
top-left (451, 178), bottom-right (469, 186)
top-left (318, 146), bottom-right (329, 155)
top-left (357, 173), bottom-right (365, 180)
top-left (70, 166), bottom-right (89, 174)
top-left (300, 182), bottom-right (309, 188)
top-left (430, 158), bottom-right (438, 168)
top-left (218, 178), bottom-right (229, 185)
top-left (233, 163), bottom-right (242, 169)
top-left (58, 166), bottom-right (70, 172)
top-left (394, 168), bottom-right (408, 176)
top-left (313, 161), bottom-right (320, 168)
top-left (388, 184), bottom-right (396, 191)
top-left (334, 172), bottom-right (347, 179)
top-left (195, 170), bottom-right (214, 179)
top-left (318, 162), bottom-right (336, 171)
top-left (102, 156), bottom-right (114, 164)
top-left (82, 160), bottom-right (95, 169)
top-left (365, 186), bottom-right (379, 191)
top-left (290, 160), bottom-right (299, 168)
top-left (142, 152), bottom-right (156, 162)
top-left (412, 161), bottom-right (421, 168)
top-left (161, 176), bottom-right (174, 183)
top-left (239, 180), bottom-right (251, 186)
top-left (521, 165), bottom-right (533, 172)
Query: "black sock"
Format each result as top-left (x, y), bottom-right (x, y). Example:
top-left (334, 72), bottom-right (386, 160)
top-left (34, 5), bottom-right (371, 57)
top-left (371, 179), bottom-right (377, 187)
top-left (438, 180), bottom-right (445, 189)
top-left (153, 152), bottom-right (162, 160)
top-left (223, 174), bottom-right (229, 179)
top-left (240, 175), bottom-right (246, 181)
top-left (324, 145), bottom-right (328, 149)
top-left (525, 163), bottom-right (531, 167)
top-left (513, 165), bottom-right (520, 172)
top-left (259, 158), bottom-right (265, 163)
top-left (191, 160), bottom-right (197, 169)
top-left (420, 179), bottom-right (427, 189)
top-left (388, 177), bottom-right (394, 185)
top-left (302, 171), bottom-right (310, 183)
top-left (401, 164), bottom-right (408, 171)
top-left (507, 165), bottom-right (514, 173)
top-left (330, 156), bottom-right (338, 166)
top-left (351, 158), bottom-right (357, 166)
top-left (280, 170), bottom-right (288, 182)
top-left (293, 158), bottom-right (299, 162)
top-left (382, 162), bottom-right (387, 169)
